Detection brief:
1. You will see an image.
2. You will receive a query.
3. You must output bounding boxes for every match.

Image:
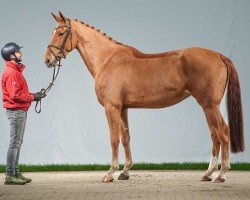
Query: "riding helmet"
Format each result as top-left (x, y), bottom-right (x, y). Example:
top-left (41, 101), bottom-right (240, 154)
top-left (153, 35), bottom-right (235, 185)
top-left (1, 42), bottom-right (23, 61)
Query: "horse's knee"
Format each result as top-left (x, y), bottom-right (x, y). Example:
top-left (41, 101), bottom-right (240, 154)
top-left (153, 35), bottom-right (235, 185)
top-left (111, 137), bottom-right (120, 147)
top-left (121, 133), bottom-right (130, 146)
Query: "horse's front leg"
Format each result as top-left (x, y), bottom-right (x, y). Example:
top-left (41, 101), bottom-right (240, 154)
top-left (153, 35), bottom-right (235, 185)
top-left (102, 104), bottom-right (121, 182)
top-left (118, 108), bottom-right (133, 180)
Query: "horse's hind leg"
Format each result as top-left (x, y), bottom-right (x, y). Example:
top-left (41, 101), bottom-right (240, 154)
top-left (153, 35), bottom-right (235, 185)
top-left (118, 108), bottom-right (133, 180)
top-left (202, 105), bottom-right (230, 182)
top-left (201, 109), bottom-right (220, 181)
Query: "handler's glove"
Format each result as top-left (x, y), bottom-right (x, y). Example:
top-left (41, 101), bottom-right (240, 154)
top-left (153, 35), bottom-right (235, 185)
top-left (33, 91), bottom-right (46, 101)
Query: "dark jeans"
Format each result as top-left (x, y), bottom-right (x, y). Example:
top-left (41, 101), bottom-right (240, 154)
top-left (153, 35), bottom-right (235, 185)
top-left (6, 109), bottom-right (27, 175)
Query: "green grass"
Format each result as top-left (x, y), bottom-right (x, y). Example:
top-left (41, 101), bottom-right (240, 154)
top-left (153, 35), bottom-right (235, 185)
top-left (1, 162), bottom-right (250, 173)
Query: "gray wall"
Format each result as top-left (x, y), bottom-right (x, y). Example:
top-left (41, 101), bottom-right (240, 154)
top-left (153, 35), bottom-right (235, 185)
top-left (0, 0), bottom-right (249, 164)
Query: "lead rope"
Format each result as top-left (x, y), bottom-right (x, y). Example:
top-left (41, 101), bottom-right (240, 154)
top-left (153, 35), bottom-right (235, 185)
top-left (35, 60), bottom-right (61, 113)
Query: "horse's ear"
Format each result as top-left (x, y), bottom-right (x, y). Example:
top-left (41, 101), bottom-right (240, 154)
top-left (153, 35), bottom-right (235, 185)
top-left (58, 11), bottom-right (66, 23)
top-left (51, 12), bottom-right (61, 22)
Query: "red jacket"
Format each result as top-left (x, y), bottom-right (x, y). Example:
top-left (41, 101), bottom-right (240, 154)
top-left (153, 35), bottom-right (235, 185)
top-left (1, 61), bottom-right (34, 111)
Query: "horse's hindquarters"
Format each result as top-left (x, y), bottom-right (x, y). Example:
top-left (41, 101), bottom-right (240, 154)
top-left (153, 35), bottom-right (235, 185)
top-left (183, 47), bottom-right (228, 108)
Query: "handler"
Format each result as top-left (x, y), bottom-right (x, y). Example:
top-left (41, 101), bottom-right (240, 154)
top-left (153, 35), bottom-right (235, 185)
top-left (1, 42), bottom-right (45, 185)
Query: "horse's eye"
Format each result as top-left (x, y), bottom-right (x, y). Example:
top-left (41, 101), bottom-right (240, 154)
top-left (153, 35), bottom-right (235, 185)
top-left (58, 32), bottom-right (64, 36)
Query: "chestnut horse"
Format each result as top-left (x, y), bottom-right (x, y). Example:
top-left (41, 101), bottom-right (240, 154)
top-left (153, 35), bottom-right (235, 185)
top-left (44, 12), bottom-right (244, 183)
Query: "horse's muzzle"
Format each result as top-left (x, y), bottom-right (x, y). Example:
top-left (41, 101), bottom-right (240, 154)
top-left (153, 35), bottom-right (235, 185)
top-left (45, 58), bottom-right (57, 68)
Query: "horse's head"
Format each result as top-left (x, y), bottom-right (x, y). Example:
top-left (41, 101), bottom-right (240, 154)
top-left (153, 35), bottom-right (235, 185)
top-left (44, 12), bottom-right (77, 68)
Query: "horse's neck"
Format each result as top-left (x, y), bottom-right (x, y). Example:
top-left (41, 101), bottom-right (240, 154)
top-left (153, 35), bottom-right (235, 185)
top-left (75, 24), bottom-right (117, 77)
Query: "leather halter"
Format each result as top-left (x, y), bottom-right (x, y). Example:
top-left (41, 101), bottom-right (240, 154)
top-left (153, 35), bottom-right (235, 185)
top-left (47, 20), bottom-right (72, 61)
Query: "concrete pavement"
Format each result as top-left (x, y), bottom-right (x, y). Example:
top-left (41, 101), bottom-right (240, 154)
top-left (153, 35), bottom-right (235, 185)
top-left (0, 170), bottom-right (249, 200)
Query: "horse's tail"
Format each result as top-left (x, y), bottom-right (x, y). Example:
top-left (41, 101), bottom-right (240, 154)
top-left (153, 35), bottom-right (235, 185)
top-left (220, 54), bottom-right (244, 153)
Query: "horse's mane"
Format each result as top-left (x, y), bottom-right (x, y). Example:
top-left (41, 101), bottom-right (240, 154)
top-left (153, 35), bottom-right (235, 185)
top-left (74, 19), bottom-right (167, 59)
top-left (74, 19), bottom-right (123, 45)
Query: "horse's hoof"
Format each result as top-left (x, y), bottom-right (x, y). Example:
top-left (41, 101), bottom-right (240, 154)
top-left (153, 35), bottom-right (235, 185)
top-left (102, 175), bottom-right (114, 183)
top-left (118, 173), bottom-right (130, 180)
top-left (201, 175), bottom-right (212, 181)
top-left (212, 176), bottom-right (225, 183)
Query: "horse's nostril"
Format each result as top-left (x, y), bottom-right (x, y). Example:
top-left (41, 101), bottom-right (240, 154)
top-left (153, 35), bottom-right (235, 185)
top-left (45, 59), bottom-right (50, 65)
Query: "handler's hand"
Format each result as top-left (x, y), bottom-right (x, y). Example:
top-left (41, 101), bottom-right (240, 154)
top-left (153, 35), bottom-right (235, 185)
top-left (33, 92), bottom-right (46, 101)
